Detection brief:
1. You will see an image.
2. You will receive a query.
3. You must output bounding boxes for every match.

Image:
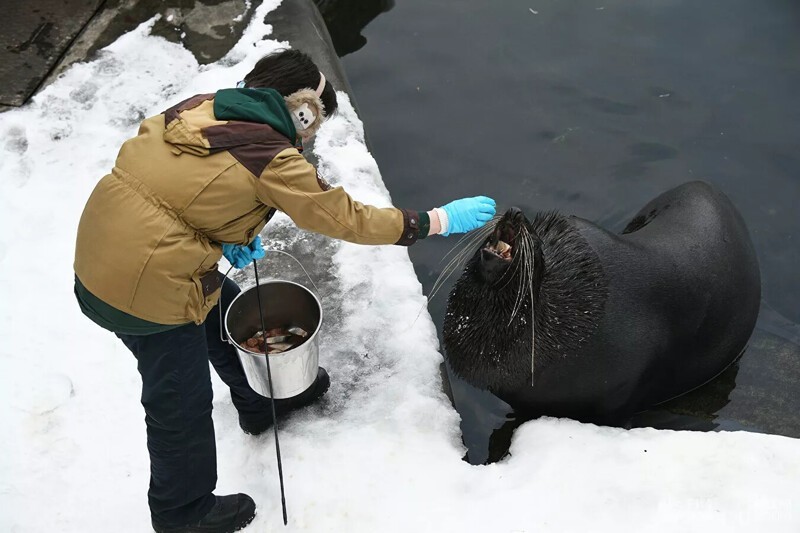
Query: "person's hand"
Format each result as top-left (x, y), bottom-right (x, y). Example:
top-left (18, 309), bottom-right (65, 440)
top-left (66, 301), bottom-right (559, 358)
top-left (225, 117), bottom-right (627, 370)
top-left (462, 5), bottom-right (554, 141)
top-left (248, 236), bottom-right (266, 260)
top-left (222, 236), bottom-right (265, 269)
top-left (437, 196), bottom-right (496, 236)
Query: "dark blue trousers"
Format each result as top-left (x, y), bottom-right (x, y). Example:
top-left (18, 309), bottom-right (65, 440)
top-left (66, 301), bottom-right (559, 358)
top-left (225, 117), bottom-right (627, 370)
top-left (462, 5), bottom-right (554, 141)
top-left (117, 278), bottom-right (270, 527)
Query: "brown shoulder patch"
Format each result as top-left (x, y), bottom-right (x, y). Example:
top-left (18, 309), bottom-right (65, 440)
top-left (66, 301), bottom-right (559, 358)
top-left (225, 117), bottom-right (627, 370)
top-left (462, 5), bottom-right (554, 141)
top-left (228, 142), bottom-right (292, 177)
top-left (203, 122), bottom-right (288, 149)
top-left (163, 93), bottom-right (215, 124)
top-left (204, 122), bottom-right (293, 176)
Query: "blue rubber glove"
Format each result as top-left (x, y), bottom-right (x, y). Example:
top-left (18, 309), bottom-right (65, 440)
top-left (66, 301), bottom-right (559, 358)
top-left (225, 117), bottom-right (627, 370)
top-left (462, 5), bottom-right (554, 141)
top-left (222, 243), bottom-right (250, 269)
top-left (248, 236), bottom-right (266, 261)
top-left (222, 236), bottom-right (265, 269)
top-left (439, 196), bottom-right (496, 236)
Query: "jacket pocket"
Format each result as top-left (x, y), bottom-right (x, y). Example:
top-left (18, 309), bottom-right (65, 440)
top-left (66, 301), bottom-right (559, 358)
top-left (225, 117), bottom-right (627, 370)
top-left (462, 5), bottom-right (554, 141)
top-left (200, 267), bottom-right (223, 297)
top-left (187, 257), bottom-right (222, 323)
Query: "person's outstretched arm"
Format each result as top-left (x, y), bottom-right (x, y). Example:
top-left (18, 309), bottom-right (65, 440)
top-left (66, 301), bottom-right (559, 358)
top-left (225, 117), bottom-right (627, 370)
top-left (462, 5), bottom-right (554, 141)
top-left (256, 149), bottom-right (495, 245)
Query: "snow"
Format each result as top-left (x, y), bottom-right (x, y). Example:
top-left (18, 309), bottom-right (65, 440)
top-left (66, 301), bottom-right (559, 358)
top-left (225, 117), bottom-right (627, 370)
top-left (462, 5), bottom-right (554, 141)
top-left (1, 1), bottom-right (799, 531)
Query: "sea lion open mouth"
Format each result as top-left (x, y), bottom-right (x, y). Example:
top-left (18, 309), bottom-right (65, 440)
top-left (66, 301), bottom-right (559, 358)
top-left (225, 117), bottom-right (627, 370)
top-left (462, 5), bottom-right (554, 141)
top-left (483, 236), bottom-right (513, 261)
top-left (482, 216), bottom-right (519, 262)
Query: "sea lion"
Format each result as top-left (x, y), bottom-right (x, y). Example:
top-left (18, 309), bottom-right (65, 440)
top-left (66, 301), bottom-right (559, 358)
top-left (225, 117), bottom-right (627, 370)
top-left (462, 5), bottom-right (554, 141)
top-left (443, 181), bottom-right (761, 424)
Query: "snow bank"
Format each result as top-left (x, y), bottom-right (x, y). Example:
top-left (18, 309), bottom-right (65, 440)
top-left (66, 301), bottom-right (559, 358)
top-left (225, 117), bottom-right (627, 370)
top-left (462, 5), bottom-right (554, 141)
top-left (1, 1), bottom-right (798, 531)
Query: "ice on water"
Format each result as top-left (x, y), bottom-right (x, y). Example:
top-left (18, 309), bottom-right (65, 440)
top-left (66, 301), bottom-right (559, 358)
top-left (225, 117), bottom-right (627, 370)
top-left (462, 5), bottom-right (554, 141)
top-left (1, 1), bottom-right (798, 531)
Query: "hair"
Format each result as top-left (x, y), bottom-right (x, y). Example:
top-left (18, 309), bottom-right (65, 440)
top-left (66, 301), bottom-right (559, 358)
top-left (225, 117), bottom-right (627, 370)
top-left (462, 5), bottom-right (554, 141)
top-left (243, 49), bottom-right (338, 116)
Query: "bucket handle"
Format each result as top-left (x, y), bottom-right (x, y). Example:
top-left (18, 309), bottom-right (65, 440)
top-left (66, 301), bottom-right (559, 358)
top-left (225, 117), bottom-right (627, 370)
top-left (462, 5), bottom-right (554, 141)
top-left (219, 248), bottom-right (320, 344)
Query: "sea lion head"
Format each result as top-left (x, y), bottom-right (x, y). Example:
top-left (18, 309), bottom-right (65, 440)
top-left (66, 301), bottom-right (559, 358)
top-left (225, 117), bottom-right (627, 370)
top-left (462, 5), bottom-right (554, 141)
top-left (442, 207), bottom-right (546, 391)
top-left (443, 207), bottom-right (606, 393)
top-left (477, 207), bottom-right (544, 287)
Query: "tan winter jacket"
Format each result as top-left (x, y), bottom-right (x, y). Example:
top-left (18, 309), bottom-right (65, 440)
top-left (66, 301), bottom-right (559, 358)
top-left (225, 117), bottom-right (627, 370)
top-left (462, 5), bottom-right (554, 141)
top-left (74, 93), bottom-right (421, 325)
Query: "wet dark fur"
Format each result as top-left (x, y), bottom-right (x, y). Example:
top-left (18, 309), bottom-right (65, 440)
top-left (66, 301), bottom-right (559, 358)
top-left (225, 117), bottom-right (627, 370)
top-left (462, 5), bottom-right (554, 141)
top-left (443, 181), bottom-right (761, 423)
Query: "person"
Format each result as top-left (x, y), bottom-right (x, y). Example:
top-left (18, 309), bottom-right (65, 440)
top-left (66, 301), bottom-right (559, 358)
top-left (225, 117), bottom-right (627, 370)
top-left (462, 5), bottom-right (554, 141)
top-left (73, 49), bottom-right (496, 533)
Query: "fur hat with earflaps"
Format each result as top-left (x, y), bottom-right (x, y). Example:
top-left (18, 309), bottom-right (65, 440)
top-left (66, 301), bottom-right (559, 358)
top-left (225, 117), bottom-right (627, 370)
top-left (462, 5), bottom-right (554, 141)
top-left (284, 72), bottom-right (327, 140)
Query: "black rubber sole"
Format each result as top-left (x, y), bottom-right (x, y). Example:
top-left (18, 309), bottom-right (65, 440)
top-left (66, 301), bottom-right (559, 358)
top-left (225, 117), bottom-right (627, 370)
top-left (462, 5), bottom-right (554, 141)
top-left (233, 509), bottom-right (256, 532)
top-left (153, 511), bottom-right (254, 533)
top-left (239, 367), bottom-right (330, 436)
top-left (152, 497), bottom-right (256, 533)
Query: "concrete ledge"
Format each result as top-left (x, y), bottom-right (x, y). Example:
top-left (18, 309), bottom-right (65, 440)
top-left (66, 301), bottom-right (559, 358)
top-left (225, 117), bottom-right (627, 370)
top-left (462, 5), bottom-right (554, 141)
top-left (4, 0), bottom-right (269, 110)
top-left (5, 0), bottom-right (365, 157)
top-left (1, 0), bottom-right (104, 107)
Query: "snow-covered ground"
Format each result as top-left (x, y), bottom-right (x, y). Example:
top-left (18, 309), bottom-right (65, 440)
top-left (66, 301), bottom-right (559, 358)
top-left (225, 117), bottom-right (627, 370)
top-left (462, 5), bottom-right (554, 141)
top-left (1, 1), bottom-right (798, 531)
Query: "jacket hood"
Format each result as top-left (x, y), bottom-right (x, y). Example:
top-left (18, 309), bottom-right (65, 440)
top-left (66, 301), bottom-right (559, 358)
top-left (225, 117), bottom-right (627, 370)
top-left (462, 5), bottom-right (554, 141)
top-left (162, 89), bottom-right (297, 157)
top-left (213, 88), bottom-right (296, 140)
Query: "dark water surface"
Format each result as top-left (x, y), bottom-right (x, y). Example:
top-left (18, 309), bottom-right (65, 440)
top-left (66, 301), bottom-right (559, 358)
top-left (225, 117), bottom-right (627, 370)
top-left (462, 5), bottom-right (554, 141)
top-left (318, 0), bottom-right (800, 463)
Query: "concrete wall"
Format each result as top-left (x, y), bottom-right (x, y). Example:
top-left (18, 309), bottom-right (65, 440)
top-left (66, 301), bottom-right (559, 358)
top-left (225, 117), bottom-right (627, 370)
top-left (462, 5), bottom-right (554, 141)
top-left (3, 0), bottom-right (359, 121)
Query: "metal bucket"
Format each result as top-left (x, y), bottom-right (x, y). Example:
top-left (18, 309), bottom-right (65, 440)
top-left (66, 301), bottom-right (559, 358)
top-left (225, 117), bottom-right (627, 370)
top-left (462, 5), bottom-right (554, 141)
top-left (224, 280), bottom-right (322, 399)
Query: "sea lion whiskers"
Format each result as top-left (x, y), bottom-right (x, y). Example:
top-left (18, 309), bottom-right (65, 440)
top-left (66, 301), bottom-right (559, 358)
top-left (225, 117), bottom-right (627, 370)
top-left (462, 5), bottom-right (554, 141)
top-left (410, 221), bottom-right (499, 327)
top-left (528, 264), bottom-right (536, 385)
top-left (507, 231), bottom-right (526, 320)
top-left (480, 213), bottom-right (525, 293)
top-left (432, 223), bottom-right (495, 295)
top-left (521, 225), bottom-right (537, 384)
top-left (504, 224), bottom-right (537, 384)
top-left (444, 219), bottom-right (500, 269)
top-left (507, 224), bottom-right (534, 323)
top-left (428, 220), bottom-right (499, 303)
top-left (441, 216), bottom-right (505, 280)
top-left (440, 215), bottom-right (502, 264)
top-left (491, 237), bottom-right (524, 292)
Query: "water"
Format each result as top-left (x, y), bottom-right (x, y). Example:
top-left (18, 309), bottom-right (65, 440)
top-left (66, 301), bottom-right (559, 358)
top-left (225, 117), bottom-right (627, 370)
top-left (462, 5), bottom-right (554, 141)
top-left (316, 0), bottom-right (800, 463)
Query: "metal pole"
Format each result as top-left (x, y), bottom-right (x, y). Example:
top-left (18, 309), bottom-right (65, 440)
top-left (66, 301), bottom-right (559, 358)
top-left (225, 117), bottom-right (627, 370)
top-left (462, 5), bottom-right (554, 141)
top-left (252, 258), bottom-right (288, 525)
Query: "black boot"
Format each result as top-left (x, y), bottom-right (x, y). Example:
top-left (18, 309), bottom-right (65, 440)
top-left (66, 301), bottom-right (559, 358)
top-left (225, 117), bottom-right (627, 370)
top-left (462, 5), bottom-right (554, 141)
top-left (152, 494), bottom-right (256, 533)
top-left (239, 367), bottom-right (330, 436)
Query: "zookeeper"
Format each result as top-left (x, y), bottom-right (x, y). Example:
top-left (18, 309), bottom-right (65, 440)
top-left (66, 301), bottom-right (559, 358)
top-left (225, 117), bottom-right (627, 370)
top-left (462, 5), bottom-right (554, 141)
top-left (73, 49), bottom-right (496, 533)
